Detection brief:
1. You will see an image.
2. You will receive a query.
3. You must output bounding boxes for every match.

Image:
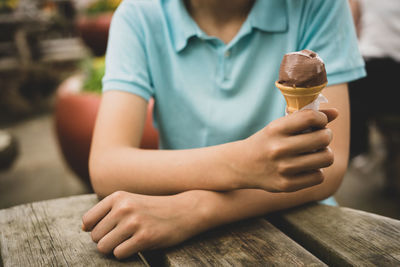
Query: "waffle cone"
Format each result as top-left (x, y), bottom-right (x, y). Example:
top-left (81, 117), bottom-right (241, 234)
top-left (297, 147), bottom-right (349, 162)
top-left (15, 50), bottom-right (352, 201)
top-left (275, 81), bottom-right (327, 114)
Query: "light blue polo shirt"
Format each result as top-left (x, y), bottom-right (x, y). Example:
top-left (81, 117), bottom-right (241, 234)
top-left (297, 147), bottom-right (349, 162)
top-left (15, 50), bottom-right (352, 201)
top-left (103, 0), bottom-right (365, 206)
top-left (103, 0), bottom-right (365, 151)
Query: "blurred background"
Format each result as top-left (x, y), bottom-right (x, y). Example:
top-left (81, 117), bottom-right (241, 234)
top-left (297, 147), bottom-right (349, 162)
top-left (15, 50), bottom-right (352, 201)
top-left (0, 0), bottom-right (119, 206)
top-left (0, 0), bottom-right (399, 219)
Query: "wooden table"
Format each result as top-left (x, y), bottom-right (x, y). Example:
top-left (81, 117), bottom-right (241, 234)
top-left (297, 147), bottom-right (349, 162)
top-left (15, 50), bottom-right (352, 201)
top-left (1, 194), bottom-right (400, 266)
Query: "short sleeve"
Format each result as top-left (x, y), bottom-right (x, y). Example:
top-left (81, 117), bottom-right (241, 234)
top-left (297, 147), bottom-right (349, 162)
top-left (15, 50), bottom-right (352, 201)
top-left (297, 0), bottom-right (366, 85)
top-left (102, 1), bottom-right (153, 101)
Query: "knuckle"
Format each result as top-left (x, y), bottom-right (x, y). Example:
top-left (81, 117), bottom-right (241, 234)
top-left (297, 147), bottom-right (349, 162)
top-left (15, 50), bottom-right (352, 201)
top-left (276, 164), bottom-right (285, 175)
top-left (115, 201), bottom-right (133, 216)
top-left (278, 178), bottom-right (293, 192)
top-left (303, 110), bottom-right (326, 126)
top-left (126, 217), bottom-right (140, 230)
top-left (113, 249), bottom-right (123, 260)
top-left (320, 129), bottom-right (332, 146)
top-left (324, 148), bottom-right (334, 166)
top-left (277, 162), bottom-right (292, 175)
top-left (137, 229), bottom-right (153, 245)
top-left (97, 240), bottom-right (110, 254)
top-left (113, 247), bottom-right (127, 260)
top-left (111, 191), bottom-right (126, 201)
top-left (311, 170), bottom-right (325, 184)
top-left (138, 230), bottom-right (149, 242)
top-left (265, 121), bottom-right (281, 135)
top-left (326, 128), bottom-right (333, 140)
top-left (91, 230), bottom-right (100, 243)
top-left (268, 143), bottom-right (284, 159)
top-left (303, 109), bottom-right (318, 122)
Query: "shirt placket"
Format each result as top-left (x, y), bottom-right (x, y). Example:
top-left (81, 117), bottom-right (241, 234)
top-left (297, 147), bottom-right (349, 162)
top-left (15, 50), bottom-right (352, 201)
top-left (217, 45), bottom-right (233, 90)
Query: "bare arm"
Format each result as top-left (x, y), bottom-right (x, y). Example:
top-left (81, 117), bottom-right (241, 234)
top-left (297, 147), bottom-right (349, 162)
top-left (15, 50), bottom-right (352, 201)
top-left (84, 84), bottom-right (349, 259)
top-left (193, 83), bottom-right (350, 224)
top-left (89, 83), bottom-right (344, 198)
top-left (89, 91), bottom-right (244, 196)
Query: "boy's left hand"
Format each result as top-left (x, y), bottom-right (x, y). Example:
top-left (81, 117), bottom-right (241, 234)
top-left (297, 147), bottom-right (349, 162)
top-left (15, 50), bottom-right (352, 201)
top-left (82, 191), bottom-right (205, 259)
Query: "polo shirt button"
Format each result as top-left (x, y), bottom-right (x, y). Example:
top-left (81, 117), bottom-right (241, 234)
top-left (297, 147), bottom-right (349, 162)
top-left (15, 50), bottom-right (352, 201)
top-left (224, 50), bottom-right (231, 57)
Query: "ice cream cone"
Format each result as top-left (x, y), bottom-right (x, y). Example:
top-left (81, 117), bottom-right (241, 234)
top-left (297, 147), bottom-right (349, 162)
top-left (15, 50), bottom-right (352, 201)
top-left (275, 81), bottom-right (327, 114)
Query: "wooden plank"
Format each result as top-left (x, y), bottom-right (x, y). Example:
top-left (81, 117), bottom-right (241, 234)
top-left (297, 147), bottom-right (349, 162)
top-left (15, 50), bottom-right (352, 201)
top-left (269, 203), bottom-right (400, 266)
top-left (0, 194), bottom-right (146, 267)
top-left (144, 218), bottom-right (326, 267)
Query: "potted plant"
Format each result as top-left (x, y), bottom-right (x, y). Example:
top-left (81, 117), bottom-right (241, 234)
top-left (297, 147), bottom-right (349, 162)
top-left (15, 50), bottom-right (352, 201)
top-left (76, 0), bottom-right (121, 56)
top-left (54, 56), bottom-right (158, 189)
top-left (0, 0), bottom-right (18, 13)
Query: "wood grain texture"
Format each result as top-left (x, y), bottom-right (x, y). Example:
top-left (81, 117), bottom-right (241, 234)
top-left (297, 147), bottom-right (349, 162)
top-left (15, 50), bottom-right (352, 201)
top-left (144, 218), bottom-right (326, 267)
top-left (0, 194), bottom-right (146, 267)
top-left (269, 203), bottom-right (400, 267)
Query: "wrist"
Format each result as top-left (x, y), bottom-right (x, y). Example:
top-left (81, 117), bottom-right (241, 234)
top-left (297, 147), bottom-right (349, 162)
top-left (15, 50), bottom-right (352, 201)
top-left (219, 140), bottom-right (252, 190)
top-left (178, 190), bottom-right (221, 232)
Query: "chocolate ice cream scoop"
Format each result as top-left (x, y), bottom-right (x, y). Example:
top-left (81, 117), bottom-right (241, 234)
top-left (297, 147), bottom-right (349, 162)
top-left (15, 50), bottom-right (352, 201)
top-left (278, 49), bottom-right (327, 88)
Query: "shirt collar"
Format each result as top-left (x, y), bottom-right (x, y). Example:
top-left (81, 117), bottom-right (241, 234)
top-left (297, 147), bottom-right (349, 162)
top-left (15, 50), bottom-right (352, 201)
top-left (162, 0), bottom-right (198, 52)
top-left (249, 0), bottom-right (288, 33)
top-left (163, 0), bottom-right (288, 53)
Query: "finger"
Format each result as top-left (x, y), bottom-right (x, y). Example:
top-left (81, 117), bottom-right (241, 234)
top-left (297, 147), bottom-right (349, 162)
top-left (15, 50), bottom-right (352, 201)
top-left (282, 109), bottom-right (329, 134)
top-left (319, 108), bottom-right (339, 123)
top-left (90, 210), bottom-right (119, 243)
top-left (82, 195), bottom-right (113, 231)
top-left (283, 128), bottom-right (332, 155)
top-left (97, 221), bottom-right (137, 255)
top-left (280, 148), bottom-right (334, 175)
top-left (279, 170), bottom-right (325, 192)
top-left (113, 232), bottom-right (151, 260)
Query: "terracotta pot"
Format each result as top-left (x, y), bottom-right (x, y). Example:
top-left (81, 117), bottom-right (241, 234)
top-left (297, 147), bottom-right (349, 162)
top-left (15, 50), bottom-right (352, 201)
top-left (0, 130), bottom-right (19, 171)
top-left (54, 75), bottom-right (158, 188)
top-left (76, 12), bottom-right (113, 56)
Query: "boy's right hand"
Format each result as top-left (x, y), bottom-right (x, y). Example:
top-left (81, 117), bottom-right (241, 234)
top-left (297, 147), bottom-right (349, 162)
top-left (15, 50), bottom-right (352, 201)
top-left (230, 108), bottom-right (338, 193)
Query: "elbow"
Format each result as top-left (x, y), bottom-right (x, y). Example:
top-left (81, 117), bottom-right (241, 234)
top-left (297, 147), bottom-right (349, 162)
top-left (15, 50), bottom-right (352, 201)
top-left (313, 158), bottom-right (349, 202)
top-left (89, 151), bottom-right (113, 199)
top-left (313, 181), bottom-right (341, 203)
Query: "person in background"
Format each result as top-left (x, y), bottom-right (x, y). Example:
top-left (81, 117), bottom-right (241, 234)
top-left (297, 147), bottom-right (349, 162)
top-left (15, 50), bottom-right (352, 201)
top-left (82, 0), bottom-right (365, 259)
top-left (348, 0), bottom-right (400, 161)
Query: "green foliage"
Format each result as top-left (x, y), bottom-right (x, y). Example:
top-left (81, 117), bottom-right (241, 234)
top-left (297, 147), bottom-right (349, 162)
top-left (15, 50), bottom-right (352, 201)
top-left (82, 56), bottom-right (105, 94)
top-left (85, 0), bottom-right (121, 15)
top-left (0, 0), bottom-right (18, 13)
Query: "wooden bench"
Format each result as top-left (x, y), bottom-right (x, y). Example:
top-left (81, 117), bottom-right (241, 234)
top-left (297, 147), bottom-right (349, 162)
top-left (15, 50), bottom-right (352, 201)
top-left (1, 194), bottom-right (399, 266)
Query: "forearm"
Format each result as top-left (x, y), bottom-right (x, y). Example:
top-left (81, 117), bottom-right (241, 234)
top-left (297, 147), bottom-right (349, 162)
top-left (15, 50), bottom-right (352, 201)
top-left (91, 91), bottom-right (345, 198)
top-left (192, 159), bottom-right (347, 230)
top-left (89, 141), bottom-right (243, 197)
top-left (82, 154), bottom-right (347, 259)
top-left (90, 91), bottom-right (241, 197)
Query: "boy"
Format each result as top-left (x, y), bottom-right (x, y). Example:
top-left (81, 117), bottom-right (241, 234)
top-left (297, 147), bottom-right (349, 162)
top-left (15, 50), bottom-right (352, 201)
top-left (82, 0), bottom-right (365, 259)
